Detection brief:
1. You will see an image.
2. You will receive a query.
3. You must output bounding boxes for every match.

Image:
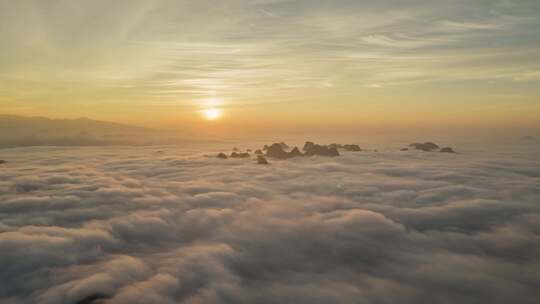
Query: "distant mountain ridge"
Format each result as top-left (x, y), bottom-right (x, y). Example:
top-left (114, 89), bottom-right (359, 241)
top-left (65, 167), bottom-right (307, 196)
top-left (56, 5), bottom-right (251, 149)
top-left (0, 114), bottom-right (149, 132)
top-left (0, 115), bottom-right (179, 148)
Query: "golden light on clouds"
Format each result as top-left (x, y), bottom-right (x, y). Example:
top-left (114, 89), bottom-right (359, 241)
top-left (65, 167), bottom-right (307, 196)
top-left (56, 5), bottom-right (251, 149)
top-left (202, 108), bottom-right (223, 121)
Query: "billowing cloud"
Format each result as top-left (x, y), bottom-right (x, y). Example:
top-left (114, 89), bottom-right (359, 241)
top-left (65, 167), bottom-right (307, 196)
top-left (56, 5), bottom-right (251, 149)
top-left (0, 143), bottom-right (539, 303)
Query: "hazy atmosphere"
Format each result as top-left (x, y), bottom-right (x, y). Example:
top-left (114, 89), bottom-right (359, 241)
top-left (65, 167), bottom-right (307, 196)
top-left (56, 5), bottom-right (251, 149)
top-left (1, 1), bottom-right (540, 304)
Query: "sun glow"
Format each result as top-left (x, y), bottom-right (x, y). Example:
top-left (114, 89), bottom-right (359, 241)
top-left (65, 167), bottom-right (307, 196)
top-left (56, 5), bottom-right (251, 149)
top-left (203, 108), bottom-right (223, 121)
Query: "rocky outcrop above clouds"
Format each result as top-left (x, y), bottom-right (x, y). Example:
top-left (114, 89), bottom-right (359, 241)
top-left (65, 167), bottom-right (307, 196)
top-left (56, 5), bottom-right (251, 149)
top-left (440, 147), bottom-right (456, 153)
top-left (265, 142), bottom-right (345, 158)
top-left (266, 143), bottom-right (303, 159)
top-left (303, 141), bottom-right (316, 152)
top-left (329, 143), bottom-right (362, 152)
top-left (218, 141), bottom-right (458, 164)
top-left (289, 147), bottom-right (304, 157)
top-left (303, 142), bottom-right (340, 157)
top-left (409, 142), bottom-right (440, 152)
top-left (406, 142), bottom-right (457, 153)
top-left (257, 155), bottom-right (269, 165)
top-left (343, 144), bottom-right (362, 152)
top-left (262, 141), bottom-right (364, 159)
top-left (265, 143), bottom-right (290, 159)
top-left (230, 152), bottom-right (250, 158)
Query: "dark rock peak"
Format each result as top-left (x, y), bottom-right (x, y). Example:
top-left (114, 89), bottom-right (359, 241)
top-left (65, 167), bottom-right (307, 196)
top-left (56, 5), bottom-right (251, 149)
top-left (230, 152), bottom-right (250, 158)
top-left (343, 144), bottom-right (361, 152)
top-left (289, 147), bottom-right (304, 157)
top-left (257, 155), bottom-right (269, 165)
top-left (304, 143), bottom-right (340, 157)
top-left (263, 144), bottom-right (269, 151)
top-left (440, 147), bottom-right (456, 153)
top-left (254, 149), bottom-right (263, 155)
top-left (266, 143), bottom-right (305, 159)
top-left (233, 147), bottom-right (239, 151)
top-left (303, 141), bottom-right (315, 152)
top-left (266, 143), bottom-right (291, 159)
top-left (425, 142), bottom-right (439, 149)
top-left (328, 147), bottom-right (340, 156)
top-left (409, 142), bottom-right (440, 152)
top-left (217, 152), bottom-right (228, 159)
top-left (280, 142), bottom-right (290, 150)
top-left (329, 143), bottom-right (361, 152)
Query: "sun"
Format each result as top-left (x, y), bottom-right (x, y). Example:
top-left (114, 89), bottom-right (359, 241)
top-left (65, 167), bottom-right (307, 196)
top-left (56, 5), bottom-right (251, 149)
top-left (202, 108), bottom-right (222, 121)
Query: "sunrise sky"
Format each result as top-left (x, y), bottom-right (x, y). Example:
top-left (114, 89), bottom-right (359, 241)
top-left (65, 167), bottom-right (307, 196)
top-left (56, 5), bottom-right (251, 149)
top-left (3, 3), bottom-right (540, 303)
top-left (1, 0), bottom-right (539, 132)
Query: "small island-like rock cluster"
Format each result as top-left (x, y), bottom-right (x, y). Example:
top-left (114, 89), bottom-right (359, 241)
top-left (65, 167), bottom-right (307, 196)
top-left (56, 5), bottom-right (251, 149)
top-left (230, 152), bottom-right (250, 158)
top-left (329, 143), bottom-right (362, 152)
top-left (0, 160), bottom-right (6, 165)
top-left (404, 142), bottom-right (456, 153)
top-left (439, 147), bottom-right (456, 153)
top-left (217, 141), bottom-right (363, 164)
top-left (257, 155), bottom-right (269, 165)
top-left (302, 142), bottom-right (340, 157)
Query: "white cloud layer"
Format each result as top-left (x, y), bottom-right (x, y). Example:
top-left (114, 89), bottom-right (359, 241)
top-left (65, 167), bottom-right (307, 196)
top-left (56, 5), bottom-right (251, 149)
top-left (0, 143), bottom-right (539, 303)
